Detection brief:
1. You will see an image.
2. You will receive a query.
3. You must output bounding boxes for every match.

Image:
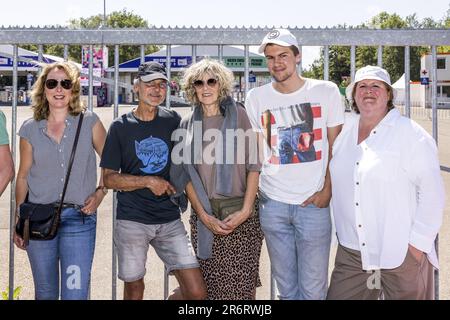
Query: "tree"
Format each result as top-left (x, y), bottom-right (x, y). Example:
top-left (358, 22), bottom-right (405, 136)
top-left (22, 9), bottom-right (160, 66)
top-left (438, 5), bottom-right (450, 53)
top-left (327, 46), bottom-right (350, 85)
top-left (304, 12), bottom-right (443, 84)
top-left (360, 13), bottom-right (407, 82)
top-left (446, 4), bottom-right (450, 27)
top-left (69, 9), bottom-right (160, 66)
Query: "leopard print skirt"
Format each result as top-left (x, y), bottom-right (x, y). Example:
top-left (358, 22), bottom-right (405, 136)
top-left (190, 200), bottom-right (264, 300)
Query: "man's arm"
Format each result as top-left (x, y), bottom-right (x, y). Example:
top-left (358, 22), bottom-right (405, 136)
top-left (301, 124), bottom-right (342, 208)
top-left (15, 138), bottom-right (32, 209)
top-left (14, 138), bottom-right (32, 249)
top-left (0, 144), bottom-right (14, 197)
top-left (81, 119), bottom-right (108, 214)
top-left (102, 168), bottom-right (175, 196)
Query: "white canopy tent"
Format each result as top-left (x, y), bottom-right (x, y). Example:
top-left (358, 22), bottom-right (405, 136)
top-left (392, 73), bottom-right (405, 104)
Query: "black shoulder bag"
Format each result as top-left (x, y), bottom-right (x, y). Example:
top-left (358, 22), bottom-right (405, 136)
top-left (16, 113), bottom-right (84, 246)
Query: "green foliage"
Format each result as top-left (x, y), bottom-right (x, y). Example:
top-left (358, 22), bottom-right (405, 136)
top-left (327, 46), bottom-right (351, 85)
top-left (305, 11), bottom-right (445, 84)
top-left (446, 5), bottom-right (450, 27)
top-left (1, 286), bottom-right (22, 300)
top-left (20, 44), bottom-right (79, 64)
top-left (23, 9), bottom-right (161, 66)
top-left (19, 8), bottom-right (449, 81)
top-left (68, 9), bottom-right (160, 66)
top-left (302, 64), bottom-right (322, 80)
top-left (438, 5), bottom-right (450, 53)
top-left (367, 12), bottom-right (407, 28)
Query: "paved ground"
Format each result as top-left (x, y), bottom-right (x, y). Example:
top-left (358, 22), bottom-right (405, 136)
top-left (0, 105), bottom-right (449, 300)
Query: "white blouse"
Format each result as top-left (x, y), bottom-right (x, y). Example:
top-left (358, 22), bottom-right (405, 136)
top-left (330, 109), bottom-right (445, 270)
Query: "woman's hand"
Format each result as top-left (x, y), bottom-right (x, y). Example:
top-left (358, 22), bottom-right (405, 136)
top-left (223, 209), bottom-right (251, 231)
top-left (147, 176), bottom-right (176, 196)
top-left (199, 213), bottom-right (233, 236)
top-left (301, 186), bottom-right (332, 208)
top-left (81, 190), bottom-right (105, 215)
top-left (13, 231), bottom-right (26, 250)
top-left (13, 211), bottom-right (27, 250)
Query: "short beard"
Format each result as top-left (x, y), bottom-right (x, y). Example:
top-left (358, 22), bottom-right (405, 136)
top-left (271, 70), bottom-right (295, 83)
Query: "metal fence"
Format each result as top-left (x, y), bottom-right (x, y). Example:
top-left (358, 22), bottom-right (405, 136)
top-left (1, 26), bottom-right (449, 300)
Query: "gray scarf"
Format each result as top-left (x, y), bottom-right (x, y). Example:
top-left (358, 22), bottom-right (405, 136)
top-left (170, 96), bottom-right (238, 259)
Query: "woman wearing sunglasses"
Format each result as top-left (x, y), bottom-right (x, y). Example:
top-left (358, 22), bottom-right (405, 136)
top-left (171, 58), bottom-right (264, 299)
top-left (14, 62), bottom-right (107, 300)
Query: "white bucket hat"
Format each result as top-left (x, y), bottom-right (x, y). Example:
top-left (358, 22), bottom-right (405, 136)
top-left (258, 28), bottom-right (300, 54)
top-left (345, 65), bottom-right (397, 101)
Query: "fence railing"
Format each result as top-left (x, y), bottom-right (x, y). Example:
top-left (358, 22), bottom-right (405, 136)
top-left (1, 26), bottom-right (449, 300)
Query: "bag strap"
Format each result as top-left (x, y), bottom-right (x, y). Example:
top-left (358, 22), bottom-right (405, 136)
top-left (21, 113), bottom-right (84, 246)
top-left (55, 112), bottom-right (84, 216)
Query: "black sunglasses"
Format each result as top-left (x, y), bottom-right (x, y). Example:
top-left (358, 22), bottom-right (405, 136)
top-left (45, 79), bottom-right (73, 90)
top-left (193, 78), bottom-right (218, 88)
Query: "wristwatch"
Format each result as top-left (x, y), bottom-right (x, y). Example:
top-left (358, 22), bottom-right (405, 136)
top-left (96, 185), bottom-right (108, 195)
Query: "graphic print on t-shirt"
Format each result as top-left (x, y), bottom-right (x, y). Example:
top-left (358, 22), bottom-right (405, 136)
top-left (260, 103), bottom-right (322, 164)
top-left (135, 136), bottom-right (169, 174)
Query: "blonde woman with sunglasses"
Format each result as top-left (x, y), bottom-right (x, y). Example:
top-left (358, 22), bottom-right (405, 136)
top-left (171, 58), bottom-right (264, 299)
top-left (14, 61), bottom-right (107, 300)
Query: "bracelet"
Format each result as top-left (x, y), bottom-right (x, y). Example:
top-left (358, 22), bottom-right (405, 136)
top-left (95, 185), bottom-right (108, 195)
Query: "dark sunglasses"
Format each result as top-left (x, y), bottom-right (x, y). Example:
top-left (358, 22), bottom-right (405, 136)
top-left (45, 79), bottom-right (73, 90)
top-left (193, 78), bottom-right (218, 88)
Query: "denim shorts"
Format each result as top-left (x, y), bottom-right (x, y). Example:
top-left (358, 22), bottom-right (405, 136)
top-left (114, 219), bottom-right (199, 282)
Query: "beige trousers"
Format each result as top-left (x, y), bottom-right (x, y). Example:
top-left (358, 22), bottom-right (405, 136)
top-left (327, 244), bottom-right (434, 300)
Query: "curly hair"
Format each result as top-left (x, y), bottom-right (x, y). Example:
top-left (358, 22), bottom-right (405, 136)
top-left (181, 58), bottom-right (234, 106)
top-left (31, 61), bottom-right (84, 121)
top-left (351, 81), bottom-right (395, 114)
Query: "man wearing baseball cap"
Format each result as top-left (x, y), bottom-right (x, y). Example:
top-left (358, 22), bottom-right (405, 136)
top-left (100, 61), bottom-right (206, 300)
top-left (245, 29), bottom-right (345, 299)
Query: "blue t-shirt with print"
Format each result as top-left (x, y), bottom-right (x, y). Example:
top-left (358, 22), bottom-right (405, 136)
top-left (100, 107), bottom-right (181, 224)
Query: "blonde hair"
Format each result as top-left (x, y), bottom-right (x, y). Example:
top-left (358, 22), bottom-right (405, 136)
top-left (181, 58), bottom-right (234, 106)
top-left (31, 61), bottom-right (84, 121)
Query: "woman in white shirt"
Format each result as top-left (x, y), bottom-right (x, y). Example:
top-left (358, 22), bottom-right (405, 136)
top-left (327, 65), bottom-right (445, 300)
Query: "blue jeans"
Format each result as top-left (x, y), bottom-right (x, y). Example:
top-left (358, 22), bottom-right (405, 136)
top-left (259, 193), bottom-right (331, 300)
top-left (26, 207), bottom-right (96, 300)
top-left (278, 124), bottom-right (316, 164)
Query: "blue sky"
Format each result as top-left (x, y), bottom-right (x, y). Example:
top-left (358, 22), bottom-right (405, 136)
top-left (0, 0), bottom-right (448, 67)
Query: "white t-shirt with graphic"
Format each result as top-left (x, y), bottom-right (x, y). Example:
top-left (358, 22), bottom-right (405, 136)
top-left (245, 78), bottom-right (344, 204)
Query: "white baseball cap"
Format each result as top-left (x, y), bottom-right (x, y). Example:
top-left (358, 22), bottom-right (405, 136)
top-left (258, 28), bottom-right (300, 54)
top-left (346, 65), bottom-right (397, 100)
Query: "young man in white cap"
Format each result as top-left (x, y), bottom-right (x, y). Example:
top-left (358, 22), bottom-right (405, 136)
top-left (245, 29), bottom-right (344, 299)
top-left (101, 62), bottom-right (206, 300)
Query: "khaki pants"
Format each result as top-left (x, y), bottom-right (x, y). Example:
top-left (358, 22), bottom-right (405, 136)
top-left (327, 244), bottom-right (434, 300)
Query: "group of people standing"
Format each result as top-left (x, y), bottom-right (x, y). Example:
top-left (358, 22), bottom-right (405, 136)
top-left (0, 28), bottom-right (445, 300)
